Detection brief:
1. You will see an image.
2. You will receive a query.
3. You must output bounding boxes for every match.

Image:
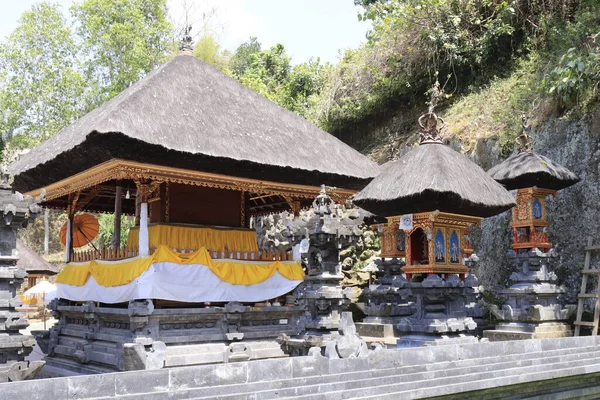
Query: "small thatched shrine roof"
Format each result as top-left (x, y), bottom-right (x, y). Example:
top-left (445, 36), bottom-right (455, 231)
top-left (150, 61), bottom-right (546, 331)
top-left (354, 92), bottom-right (515, 218)
top-left (16, 240), bottom-right (58, 275)
top-left (353, 143), bottom-right (516, 218)
top-left (488, 116), bottom-right (579, 191)
top-left (487, 151), bottom-right (579, 191)
top-left (10, 55), bottom-right (379, 192)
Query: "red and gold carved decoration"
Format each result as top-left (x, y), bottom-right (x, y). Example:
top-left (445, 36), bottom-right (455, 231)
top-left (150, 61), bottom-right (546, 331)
top-left (511, 187), bottom-right (555, 251)
top-left (394, 211), bottom-right (481, 280)
top-left (380, 220), bottom-right (406, 259)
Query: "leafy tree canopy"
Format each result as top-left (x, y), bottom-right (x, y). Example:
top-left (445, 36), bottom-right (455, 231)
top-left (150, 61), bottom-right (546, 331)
top-left (71, 0), bottom-right (174, 103)
top-left (194, 34), bottom-right (230, 71)
top-left (0, 2), bottom-right (87, 153)
top-left (230, 36), bottom-right (262, 78)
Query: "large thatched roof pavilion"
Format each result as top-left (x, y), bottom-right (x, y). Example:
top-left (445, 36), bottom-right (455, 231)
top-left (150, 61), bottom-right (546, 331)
top-left (5, 54), bottom-right (381, 375)
top-left (11, 54), bottom-right (378, 215)
top-left (354, 98), bottom-right (514, 278)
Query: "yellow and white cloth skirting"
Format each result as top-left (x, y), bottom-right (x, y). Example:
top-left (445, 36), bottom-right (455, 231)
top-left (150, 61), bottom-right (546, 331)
top-left (55, 246), bottom-right (304, 304)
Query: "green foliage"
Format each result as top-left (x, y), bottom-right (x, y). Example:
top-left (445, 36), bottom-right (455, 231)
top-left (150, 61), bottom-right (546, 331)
top-left (279, 59), bottom-right (329, 119)
top-left (71, 0), bottom-right (174, 104)
top-left (239, 43), bottom-right (291, 102)
top-left (95, 214), bottom-right (135, 249)
top-left (543, 47), bottom-right (599, 104)
top-left (193, 34), bottom-right (230, 71)
top-left (0, 2), bottom-right (87, 151)
top-left (316, 0), bottom-right (590, 134)
top-left (230, 37), bottom-right (261, 78)
top-left (444, 55), bottom-right (541, 157)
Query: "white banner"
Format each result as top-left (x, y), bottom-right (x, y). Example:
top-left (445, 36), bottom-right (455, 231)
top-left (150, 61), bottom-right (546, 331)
top-left (299, 238), bottom-right (310, 253)
top-left (399, 214), bottom-right (413, 231)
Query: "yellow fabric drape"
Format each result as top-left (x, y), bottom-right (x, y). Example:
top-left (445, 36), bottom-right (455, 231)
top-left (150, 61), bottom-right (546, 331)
top-left (126, 225), bottom-right (259, 253)
top-left (56, 246), bottom-right (303, 287)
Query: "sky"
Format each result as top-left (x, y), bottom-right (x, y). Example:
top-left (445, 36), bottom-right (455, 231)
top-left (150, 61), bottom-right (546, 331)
top-left (0, 0), bottom-right (370, 64)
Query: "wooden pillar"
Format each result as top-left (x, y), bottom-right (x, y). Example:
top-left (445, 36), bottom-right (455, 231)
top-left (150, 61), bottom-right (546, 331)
top-left (64, 214), bottom-right (74, 263)
top-left (240, 190), bottom-right (246, 228)
top-left (64, 192), bottom-right (79, 263)
top-left (111, 184), bottom-right (122, 249)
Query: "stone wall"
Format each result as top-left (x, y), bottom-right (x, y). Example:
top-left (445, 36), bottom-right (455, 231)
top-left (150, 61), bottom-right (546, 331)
top-left (3, 335), bottom-right (600, 399)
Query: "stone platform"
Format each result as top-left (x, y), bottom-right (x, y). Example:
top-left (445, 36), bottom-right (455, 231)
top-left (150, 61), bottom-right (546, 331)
top-left (40, 299), bottom-right (303, 376)
top-left (485, 249), bottom-right (575, 341)
top-left (6, 335), bottom-right (600, 399)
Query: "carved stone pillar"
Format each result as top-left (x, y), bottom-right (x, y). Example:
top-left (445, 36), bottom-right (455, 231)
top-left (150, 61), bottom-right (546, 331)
top-left (0, 175), bottom-right (45, 381)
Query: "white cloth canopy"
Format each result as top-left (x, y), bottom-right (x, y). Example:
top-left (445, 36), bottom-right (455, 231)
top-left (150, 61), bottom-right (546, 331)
top-left (56, 261), bottom-right (303, 304)
top-left (24, 280), bottom-right (57, 305)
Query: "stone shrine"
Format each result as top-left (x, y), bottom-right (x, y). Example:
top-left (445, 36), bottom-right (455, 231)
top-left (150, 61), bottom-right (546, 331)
top-left (353, 85), bottom-right (515, 346)
top-left (0, 171), bottom-right (45, 381)
top-left (279, 186), bottom-right (364, 355)
top-left (485, 116), bottom-right (579, 341)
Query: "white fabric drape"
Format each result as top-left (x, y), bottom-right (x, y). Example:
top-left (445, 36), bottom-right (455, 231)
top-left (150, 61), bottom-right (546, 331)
top-left (139, 203), bottom-right (149, 256)
top-left (55, 261), bottom-right (303, 304)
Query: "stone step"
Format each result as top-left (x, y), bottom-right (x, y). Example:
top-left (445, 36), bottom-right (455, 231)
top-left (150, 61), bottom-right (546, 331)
top-left (162, 345), bottom-right (600, 400)
top-left (6, 337), bottom-right (600, 400)
top-left (284, 355), bottom-right (600, 400)
top-left (264, 350), bottom-right (600, 399)
top-left (358, 363), bottom-right (600, 400)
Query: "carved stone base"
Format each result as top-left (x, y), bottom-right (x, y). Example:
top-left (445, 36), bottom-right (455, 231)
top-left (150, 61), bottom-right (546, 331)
top-left (0, 265), bottom-right (44, 382)
top-left (485, 249), bottom-right (575, 341)
top-left (483, 322), bottom-right (572, 341)
top-left (396, 274), bottom-right (477, 337)
top-left (354, 322), bottom-right (397, 345)
top-left (42, 299), bottom-right (302, 375)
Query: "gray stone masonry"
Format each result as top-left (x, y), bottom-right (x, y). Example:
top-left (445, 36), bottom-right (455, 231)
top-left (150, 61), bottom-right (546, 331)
top-left (357, 257), bottom-right (484, 346)
top-left (279, 187), bottom-right (364, 356)
top-left (4, 335), bottom-right (600, 399)
top-left (395, 274), bottom-right (478, 347)
top-left (0, 178), bottom-right (44, 382)
top-left (41, 299), bottom-right (303, 376)
top-left (484, 248), bottom-right (575, 341)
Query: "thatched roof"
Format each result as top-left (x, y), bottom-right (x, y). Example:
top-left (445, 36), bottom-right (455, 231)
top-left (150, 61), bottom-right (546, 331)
top-left (487, 151), bottom-right (579, 191)
top-left (353, 143), bottom-right (516, 218)
top-left (16, 240), bottom-right (58, 275)
top-left (10, 55), bottom-right (379, 192)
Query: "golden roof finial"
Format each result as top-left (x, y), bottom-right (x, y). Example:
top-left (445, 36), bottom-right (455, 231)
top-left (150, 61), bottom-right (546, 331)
top-left (516, 114), bottom-right (534, 153)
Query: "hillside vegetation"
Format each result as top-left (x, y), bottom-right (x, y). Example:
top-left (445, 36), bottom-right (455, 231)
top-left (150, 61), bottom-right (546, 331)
top-left (312, 0), bottom-right (600, 157)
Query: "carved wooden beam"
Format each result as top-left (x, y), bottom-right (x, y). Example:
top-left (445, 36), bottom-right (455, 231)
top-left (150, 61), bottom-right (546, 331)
top-left (26, 159), bottom-right (356, 204)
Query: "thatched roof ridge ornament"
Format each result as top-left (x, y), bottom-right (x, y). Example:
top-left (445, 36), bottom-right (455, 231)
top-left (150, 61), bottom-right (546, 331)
top-left (9, 55), bottom-right (379, 192)
top-left (178, 25), bottom-right (194, 55)
top-left (418, 81), bottom-right (445, 145)
top-left (516, 114), bottom-right (534, 153)
top-left (487, 115), bottom-right (579, 191)
top-left (352, 83), bottom-right (516, 218)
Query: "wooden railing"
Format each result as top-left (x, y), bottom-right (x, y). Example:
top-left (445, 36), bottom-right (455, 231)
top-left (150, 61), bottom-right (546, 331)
top-left (71, 247), bottom-right (294, 263)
